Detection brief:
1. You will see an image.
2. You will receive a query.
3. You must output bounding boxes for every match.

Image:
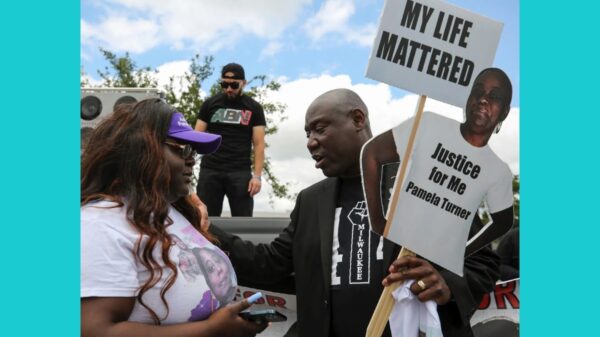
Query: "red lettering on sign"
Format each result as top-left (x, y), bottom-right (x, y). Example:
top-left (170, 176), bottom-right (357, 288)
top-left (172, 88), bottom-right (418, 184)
top-left (266, 295), bottom-right (287, 309)
top-left (478, 293), bottom-right (491, 309)
top-left (494, 281), bottom-right (519, 309)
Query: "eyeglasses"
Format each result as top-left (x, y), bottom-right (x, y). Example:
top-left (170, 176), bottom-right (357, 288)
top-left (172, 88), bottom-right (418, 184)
top-left (164, 141), bottom-right (198, 160)
top-left (220, 81), bottom-right (240, 90)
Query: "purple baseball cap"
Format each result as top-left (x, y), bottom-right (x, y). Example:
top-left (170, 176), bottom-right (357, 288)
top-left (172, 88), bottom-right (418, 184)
top-left (168, 112), bottom-right (221, 154)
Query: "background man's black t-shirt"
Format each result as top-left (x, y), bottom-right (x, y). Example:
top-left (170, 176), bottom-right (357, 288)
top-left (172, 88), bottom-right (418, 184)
top-left (198, 93), bottom-right (266, 171)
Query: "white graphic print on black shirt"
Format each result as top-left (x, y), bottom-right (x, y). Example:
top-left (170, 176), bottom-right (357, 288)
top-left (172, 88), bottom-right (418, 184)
top-left (331, 201), bottom-right (383, 286)
top-left (329, 178), bottom-right (390, 337)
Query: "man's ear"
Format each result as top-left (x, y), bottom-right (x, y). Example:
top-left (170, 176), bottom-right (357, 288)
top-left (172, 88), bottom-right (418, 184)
top-left (351, 108), bottom-right (366, 130)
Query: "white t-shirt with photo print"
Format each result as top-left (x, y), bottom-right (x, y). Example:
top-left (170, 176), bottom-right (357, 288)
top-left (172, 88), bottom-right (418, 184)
top-left (81, 200), bottom-right (237, 323)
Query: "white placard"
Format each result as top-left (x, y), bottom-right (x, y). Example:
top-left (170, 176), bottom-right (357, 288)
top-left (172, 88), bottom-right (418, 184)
top-left (366, 0), bottom-right (503, 107)
top-left (363, 112), bottom-right (513, 275)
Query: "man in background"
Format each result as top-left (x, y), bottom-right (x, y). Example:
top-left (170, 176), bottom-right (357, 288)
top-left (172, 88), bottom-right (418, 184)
top-left (195, 63), bottom-right (266, 216)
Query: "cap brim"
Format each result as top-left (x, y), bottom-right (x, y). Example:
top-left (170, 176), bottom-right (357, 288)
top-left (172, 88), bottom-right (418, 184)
top-left (169, 130), bottom-right (222, 154)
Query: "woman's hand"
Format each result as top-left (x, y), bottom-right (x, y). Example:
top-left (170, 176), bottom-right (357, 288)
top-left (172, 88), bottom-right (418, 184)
top-left (207, 298), bottom-right (269, 337)
top-left (81, 296), bottom-right (268, 337)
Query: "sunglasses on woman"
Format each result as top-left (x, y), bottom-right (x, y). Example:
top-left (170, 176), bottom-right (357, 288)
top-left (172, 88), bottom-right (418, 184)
top-left (164, 141), bottom-right (198, 159)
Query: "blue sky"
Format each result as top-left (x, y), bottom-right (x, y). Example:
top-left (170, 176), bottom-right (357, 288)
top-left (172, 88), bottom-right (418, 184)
top-left (81, 0), bottom-right (519, 213)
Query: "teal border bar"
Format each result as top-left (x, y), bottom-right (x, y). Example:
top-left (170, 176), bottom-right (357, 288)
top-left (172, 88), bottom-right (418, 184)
top-left (521, 2), bottom-right (599, 336)
top-left (0, 1), bottom-right (80, 336)
top-left (4, 1), bottom-right (595, 335)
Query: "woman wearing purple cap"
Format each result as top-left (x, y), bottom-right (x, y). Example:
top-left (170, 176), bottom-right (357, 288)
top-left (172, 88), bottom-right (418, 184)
top-left (81, 99), bottom-right (267, 337)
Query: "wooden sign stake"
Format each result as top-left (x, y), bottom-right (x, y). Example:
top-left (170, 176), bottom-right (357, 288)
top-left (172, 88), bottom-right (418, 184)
top-left (365, 95), bottom-right (427, 337)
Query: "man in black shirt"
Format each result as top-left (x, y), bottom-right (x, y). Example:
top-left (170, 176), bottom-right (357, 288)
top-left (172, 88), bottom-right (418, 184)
top-left (211, 88), bottom-right (499, 337)
top-left (195, 63), bottom-right (266, 216)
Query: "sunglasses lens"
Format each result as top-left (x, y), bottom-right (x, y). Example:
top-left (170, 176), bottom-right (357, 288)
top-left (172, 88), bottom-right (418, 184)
top-left (183, 145), bottom-right (193, 158)
top-left (220, 81), bottom-right (240, 89)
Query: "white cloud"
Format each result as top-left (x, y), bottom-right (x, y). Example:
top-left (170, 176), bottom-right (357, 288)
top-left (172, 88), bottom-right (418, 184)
top-left (82, 16), bottom-right (160, 53)
top-left (81, 19), bottom-right (92, 46)
top-left (83, 0), bottom-right (311, 54)
top-left (344, 23), bottom-right (377, 46)
top-left (304, 0), bottom-right (355, 40)
top-left (304, 0), bottom-right (376, 47)
top-left (81, 72), bottom-right (104, 87)
top-left (260, 41), bottom-right (284, 59)
top-left (155, 60), bottom-right (194, 97)
top-left (253, 157), bottom-right (322, 214)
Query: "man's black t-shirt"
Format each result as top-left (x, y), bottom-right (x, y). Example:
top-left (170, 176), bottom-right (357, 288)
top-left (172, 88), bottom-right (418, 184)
top-left (329, 177), bottom-right (391, 337)
top-left (198, 93), bottom-right (266, 171)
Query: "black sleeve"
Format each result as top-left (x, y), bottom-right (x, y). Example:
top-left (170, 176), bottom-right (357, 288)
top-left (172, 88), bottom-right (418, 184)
top-left (437, 215), bottom-right (500, 327)
top-left (464, 206), bottom-right (514, 257)
top-left (497, 228), bottom-right (519, 268)
top-left (197, 95), bottom-right (215, 122)
top-left (209, 190), bottom-right (303, 285)
top-left (250, 98), bottom-right (266, 127)
top-left (496, 228), bottom-right (519, 280)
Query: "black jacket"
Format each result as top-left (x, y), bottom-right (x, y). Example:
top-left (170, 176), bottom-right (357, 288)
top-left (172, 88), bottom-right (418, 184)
top-left (211, 177), bottom-right (499, 337)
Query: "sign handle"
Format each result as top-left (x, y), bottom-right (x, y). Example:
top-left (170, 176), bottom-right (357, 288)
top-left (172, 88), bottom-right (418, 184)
top-left (383, 95), bottom-right (427, 236)
top-left (365, 94), bottom-right (427, 337)
top-left (365, 247), bottom-right (415, 337)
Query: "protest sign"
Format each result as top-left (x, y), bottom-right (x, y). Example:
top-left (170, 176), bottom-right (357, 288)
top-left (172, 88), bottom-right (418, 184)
top-left (363, 0), bottom-right (508, 276)
top-left (366, 0), bottom-right (503, 108)
top-left (374, 111), bottom-right (513, 276)
top-left (363, 2), bottom-right (508, 336)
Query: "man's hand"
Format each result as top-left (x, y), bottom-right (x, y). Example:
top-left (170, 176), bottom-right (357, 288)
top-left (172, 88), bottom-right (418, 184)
top-left (248, 176), bottom-right (262, 197)
top-left (383, 255), bottom-right (452, 305)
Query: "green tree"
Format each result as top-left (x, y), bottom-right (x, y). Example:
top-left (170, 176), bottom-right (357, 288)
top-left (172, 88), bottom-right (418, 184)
top-left (97, 48), bottom-right (158, 88)
top-left (163, 54), bottom-right (214, 125)
top-left (245, 76), bottom-right (290, 200)
top-left (82, 49), bottom-right (293, 203)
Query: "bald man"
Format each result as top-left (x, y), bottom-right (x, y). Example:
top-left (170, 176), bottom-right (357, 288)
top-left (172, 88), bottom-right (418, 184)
top-left (211, 89), bottom-right (499, 337)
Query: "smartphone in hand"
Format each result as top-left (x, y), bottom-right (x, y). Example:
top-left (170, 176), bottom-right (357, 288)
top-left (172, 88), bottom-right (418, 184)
top-left (239, 309), bottom-right (287, 323)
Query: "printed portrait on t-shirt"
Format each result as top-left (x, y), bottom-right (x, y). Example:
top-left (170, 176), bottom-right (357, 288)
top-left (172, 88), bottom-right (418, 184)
top-left (171, 231), bottom-right (237, 321)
